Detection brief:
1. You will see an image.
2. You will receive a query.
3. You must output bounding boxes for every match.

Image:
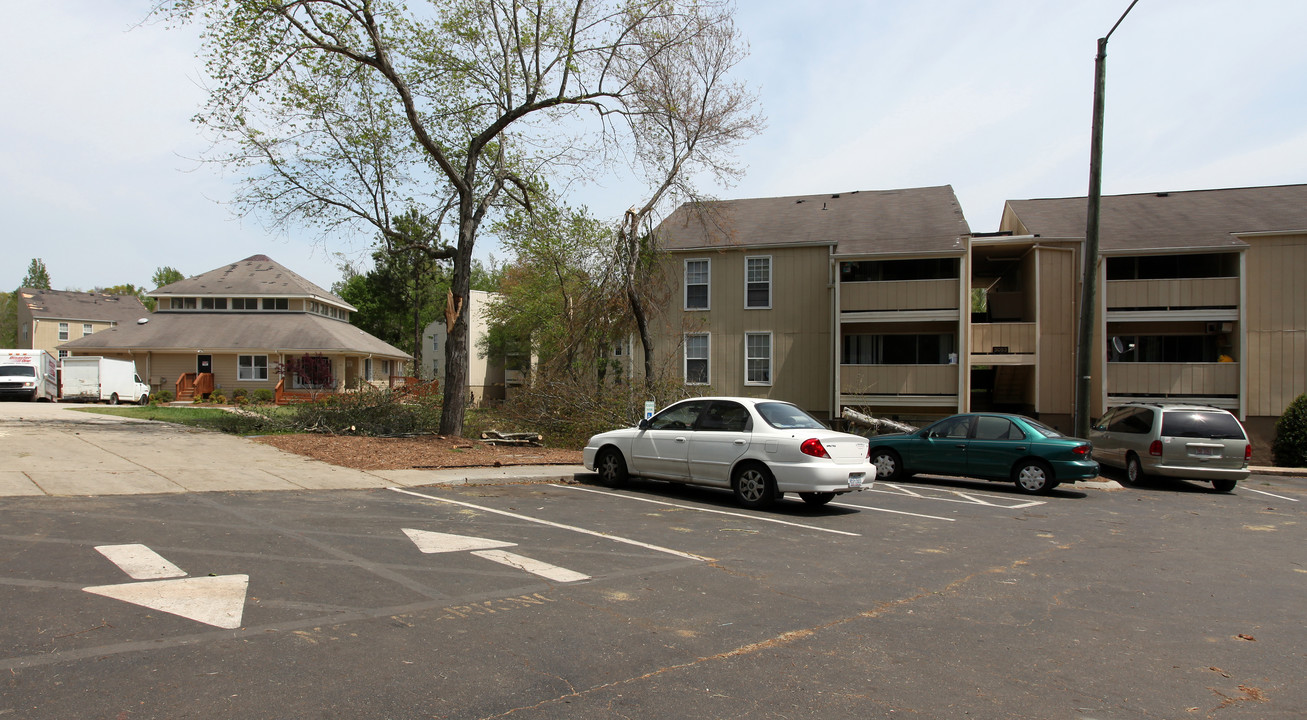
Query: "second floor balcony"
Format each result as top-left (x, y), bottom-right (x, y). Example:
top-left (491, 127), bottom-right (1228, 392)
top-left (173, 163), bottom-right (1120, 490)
top-left (1106, 277), bottom-right (1238, 312)
top-left (840, 363), bottom-right (959, 397)
top-left (840, 278), bottom-right (960, 315)
top-left (970, 322), bottom-right (1036, 358)
top-left (1107, 361), bottom-right (1238, 398)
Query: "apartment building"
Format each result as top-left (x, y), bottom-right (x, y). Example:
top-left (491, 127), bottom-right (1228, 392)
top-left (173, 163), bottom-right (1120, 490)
top-left (650, 183), bottom-right (1307, 452)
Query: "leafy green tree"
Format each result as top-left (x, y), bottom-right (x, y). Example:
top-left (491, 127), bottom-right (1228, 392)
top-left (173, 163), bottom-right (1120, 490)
top-left (156, 0), bottom-right (744, 437)
top-left (152, 266), bottom-right (186, 289)
top-left (20, 259), bottom-right (51, 290)
top-left (0, 292), bottom-right (17, 347)
top-left (1273, 394), bottom-right (1307, 467)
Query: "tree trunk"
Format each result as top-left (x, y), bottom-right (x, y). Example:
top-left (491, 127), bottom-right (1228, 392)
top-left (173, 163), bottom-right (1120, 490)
top-left (438, 214), bottom-right (475, 437)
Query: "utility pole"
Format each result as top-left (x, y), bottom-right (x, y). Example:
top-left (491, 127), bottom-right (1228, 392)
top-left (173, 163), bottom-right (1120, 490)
top-left (1075, 0), bottom-right (1139, 439)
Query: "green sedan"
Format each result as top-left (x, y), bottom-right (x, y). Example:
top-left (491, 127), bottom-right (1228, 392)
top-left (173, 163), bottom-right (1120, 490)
top-left (866, 413), bottom-right (1099, 495)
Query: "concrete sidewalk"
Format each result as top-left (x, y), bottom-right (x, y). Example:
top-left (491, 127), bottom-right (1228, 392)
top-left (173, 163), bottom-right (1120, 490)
top-left (0, 402), bottom-right (588, 498)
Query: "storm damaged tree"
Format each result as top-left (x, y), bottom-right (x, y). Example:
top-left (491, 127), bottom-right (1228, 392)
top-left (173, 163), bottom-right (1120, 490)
top-left (613, 8), bottom-right (762, 387)
top-left (154, 0), bottom-right (746, 436)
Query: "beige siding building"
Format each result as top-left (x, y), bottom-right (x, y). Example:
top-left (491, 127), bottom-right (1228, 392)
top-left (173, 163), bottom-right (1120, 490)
top-left (59, 255), bottom-right (409, 401)
top-left (651, 183), bottom-right (1307, 459)
top-left (14, 289), bottom-right (148, 358)
top-left (422, 290), bottom-right (529, 406)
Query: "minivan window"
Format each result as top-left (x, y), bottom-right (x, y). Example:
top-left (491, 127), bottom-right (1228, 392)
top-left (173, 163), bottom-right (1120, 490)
top-left (1160, 411), bottom-right (1246, 440)
top-left (1109, 407), bottom-right (1153, 434)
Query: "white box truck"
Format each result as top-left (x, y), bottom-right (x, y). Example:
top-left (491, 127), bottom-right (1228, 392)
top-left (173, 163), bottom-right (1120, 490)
top-left (60, 356), bottom-right (152, 405)
top-left (0, 349), bottom-right (59, 402)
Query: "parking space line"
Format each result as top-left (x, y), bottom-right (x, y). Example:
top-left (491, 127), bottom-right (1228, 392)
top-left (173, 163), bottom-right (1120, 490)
top-left (873, 483), bottom-right (1045, 509)
top-left (1241, 487), bottom-right (1299, 502)
top-left (388, 487), bottom-right (713, 562)
top-left (556, 485), bottom-right (862, 537)
top-left (828, 502), bottom-right (955, 521)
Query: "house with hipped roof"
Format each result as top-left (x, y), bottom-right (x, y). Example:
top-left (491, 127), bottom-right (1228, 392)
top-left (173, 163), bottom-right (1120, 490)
top-left (59, 255), bottom-right (410, 402)
top-left (647, 183), bottom-right (1307, 455)
top-left (15, 288), bottom-right (149, 358)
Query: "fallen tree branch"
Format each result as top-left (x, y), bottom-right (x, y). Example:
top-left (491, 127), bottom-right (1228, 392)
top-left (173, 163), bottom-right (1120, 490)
top-left (841, 408), bottom-right (918, 435)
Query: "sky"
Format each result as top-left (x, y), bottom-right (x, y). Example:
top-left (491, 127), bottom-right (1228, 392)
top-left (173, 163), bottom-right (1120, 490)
top-left (3, 1), bottom-right (1306, 295)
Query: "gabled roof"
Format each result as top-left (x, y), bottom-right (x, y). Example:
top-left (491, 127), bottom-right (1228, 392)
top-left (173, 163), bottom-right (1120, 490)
top-left (59, 312), bottom-right (410, 359)
top-left (152, 255), bottom-right (354, 310)
top-left (1003, 184), bottom-right (1307, 253)
top-left (17, 288), bottom-right (148, 324)
top-left (655, 186), bottom-right (971, 257)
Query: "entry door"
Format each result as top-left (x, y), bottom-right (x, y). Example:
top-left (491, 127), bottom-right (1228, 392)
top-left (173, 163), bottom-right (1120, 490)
top-left (197, 355), bottom-right (213, 375)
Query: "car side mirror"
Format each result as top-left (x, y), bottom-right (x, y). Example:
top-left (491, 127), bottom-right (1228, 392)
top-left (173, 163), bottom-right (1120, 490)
top-left (638, 418), bottom-right (650, 430)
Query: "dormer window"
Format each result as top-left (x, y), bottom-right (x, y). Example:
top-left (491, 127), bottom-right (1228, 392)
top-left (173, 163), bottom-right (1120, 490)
top-left (262, 298), bottom-right (289, 311)
top-left (201, 298), bottom-right (228, 310)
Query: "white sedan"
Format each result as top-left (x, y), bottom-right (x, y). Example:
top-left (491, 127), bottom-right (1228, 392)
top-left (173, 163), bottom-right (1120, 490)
top-left (583, 397), bottom-right (875, 509)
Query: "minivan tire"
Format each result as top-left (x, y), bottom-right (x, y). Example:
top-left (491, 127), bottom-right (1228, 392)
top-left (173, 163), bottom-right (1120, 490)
top-left (1126, 453), bottom-right (1146, 485)
top-left (1211, 479), bottom-right (1237, 493)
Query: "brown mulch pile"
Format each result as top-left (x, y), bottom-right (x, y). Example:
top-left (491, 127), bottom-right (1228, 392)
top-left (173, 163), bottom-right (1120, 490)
top-left (253, 433), bottom-right (582, 471)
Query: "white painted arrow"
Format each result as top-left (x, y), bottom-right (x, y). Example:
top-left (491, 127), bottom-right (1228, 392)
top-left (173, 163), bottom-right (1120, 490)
top-left (83, 575), bottom-right (249, 629)
top-left (403, 528), bottom-right (589, 583)
top-left (403, 528), bottom-right (517, 554)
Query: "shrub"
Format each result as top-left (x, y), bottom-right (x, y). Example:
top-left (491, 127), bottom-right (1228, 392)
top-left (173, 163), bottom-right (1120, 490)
top-left (231, 388), bottom-right (249, 405)
top-left (210, 390), bottom-right (227, 405)
top-left (1273, 393), bottom-right (1307, 467)
top-left (284, 386), bottom-right (441, 436)
top-left (252, 388), bottom-right (275, 404)
top-left (495, 370), bottom-right (694, 449)
top-left (152, 390), bottom-right (175, 404)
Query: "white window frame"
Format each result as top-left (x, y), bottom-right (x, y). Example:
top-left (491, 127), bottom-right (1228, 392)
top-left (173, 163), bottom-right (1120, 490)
top-left (82, 323), bottom-right (93, 337)
top-left (684, 258), bottom-right (710, 311)
top-left (745, 332), bottom-right (773, 386)
top-left (58, 322), bottom-right (69, 341)
top-left (363, 358), bottom-right (374, 381)
top-left (684, 332), bottom-right (710, 385)
top-left (237, 354), bottom-right (269, 381)
top-left (745, 256), bottom-right (772, 310)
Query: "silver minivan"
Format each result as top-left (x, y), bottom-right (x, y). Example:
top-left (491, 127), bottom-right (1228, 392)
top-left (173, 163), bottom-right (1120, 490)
top-left (1088, 402), bottom-right (1250, 492)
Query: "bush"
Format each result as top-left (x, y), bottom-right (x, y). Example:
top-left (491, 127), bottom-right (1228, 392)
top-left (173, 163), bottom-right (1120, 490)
top-left (494, 371), bottom-right (694, 449)
top-left (231, 388), bottom-right (249, 406)
top-left (284, 386), bottom-right (442, 436)
top-left (210, 389), bottom-right (227, 405)
top-left (252, 388), bottom-right (275, 404)
top-left (1273, 393), bottom-right (1307, 467)
top-left (152, 390), bottom-right (174, 404)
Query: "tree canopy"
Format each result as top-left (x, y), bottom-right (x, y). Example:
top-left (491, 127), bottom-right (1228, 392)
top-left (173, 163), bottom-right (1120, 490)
top-left (20, 259), bottom-right (51, 290)
top-left (156, 0), bottom-right (745, 436)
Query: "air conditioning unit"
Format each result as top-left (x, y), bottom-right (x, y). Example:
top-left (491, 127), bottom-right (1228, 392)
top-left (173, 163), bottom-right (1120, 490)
top-left (1206, 322), bottom-right (1233, 334)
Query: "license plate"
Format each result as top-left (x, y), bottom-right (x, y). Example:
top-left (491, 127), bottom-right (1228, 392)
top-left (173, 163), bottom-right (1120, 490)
top-left (848, 473), bottom-right (865, 488)
top-left (1191, 447), bottom-right (1221, 457)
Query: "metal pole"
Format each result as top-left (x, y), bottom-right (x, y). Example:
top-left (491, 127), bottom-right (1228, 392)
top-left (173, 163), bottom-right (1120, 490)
top-left (1075, 1), bottom-right (1138, 440)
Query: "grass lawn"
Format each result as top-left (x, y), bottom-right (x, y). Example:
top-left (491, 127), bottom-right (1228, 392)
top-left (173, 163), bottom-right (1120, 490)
top-left (73, 405), bottom-right (293, 435)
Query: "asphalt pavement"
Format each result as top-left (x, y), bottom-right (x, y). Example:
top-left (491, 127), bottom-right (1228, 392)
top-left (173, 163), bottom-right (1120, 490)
top-left (0, 401), bottom-right (588, 497)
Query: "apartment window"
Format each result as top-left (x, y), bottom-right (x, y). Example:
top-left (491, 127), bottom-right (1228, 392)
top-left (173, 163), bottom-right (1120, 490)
top-left (169, 297), bottom-right (198, 310)
top-left (201, 298), bottom-right (228, 310)
top-left (685, 333), bottom-right (709, 384)
top-left (363, 358), bottom-right (373, 381)
top-left (745, 332), bottom-right (772, 385)
top-left (262, 298), bottom-right (289, 310)
top-left (231, 298), bottom-right (259, 310)
top-left (745, 256), bottom-right (771, 309)
top-left (58, 322), bottom-right (69, 341)
top-left (58, 350), bottom-right (67, 358)
top-left (238, 355), bottom-right (269, 381)
top-left (685, 259), bottom-right (710, 310)
top-left (840, 258), bottom-right (959, 282)
top-left (842, 334), bottom-right (956, 364)
top-left (82, 323), bottom-right (93, 337)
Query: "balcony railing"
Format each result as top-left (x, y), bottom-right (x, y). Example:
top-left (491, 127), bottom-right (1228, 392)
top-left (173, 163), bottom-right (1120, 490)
top-left (970, 322), bottom-right (1036, 355)
top-left (840, 278), bottom-right (959, 313)
top-left (840, 364), bottom-right (959, 396)
top-left (1106, 277), bottom-right (1238, 310)
top-left (1107, 362), bottom-right (1238, 397)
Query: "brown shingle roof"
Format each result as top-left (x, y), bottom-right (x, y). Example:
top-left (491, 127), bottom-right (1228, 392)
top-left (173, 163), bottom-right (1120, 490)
top-left (655, 186), bottom-right (971, 256)
top-left (59, 312), bottom-right (409, 359)
top-left (153, 255), bottom-right (352, 309)
top-left (1004, 184), bottom-right (1307, 253)
top-left (17, 288), bottom-right (149, 325)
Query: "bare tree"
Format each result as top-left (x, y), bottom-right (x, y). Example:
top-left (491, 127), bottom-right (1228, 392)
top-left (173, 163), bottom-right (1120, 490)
top-left (155, 0), bottom-right (743, 436)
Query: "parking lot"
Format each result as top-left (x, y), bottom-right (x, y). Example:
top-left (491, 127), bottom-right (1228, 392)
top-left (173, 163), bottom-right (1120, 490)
top-left (1, 403), bottom-right (1305, 718)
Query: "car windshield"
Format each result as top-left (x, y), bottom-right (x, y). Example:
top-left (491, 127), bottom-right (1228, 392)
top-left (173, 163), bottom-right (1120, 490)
top-left (755, 402), bottom-right (826, 430)
top-left (1021, 416), bottom-right (1065, 438)
top-left (0, 366), bottom-right (36, 378)
top-left (1161, 411), bottom-right (1246, 440)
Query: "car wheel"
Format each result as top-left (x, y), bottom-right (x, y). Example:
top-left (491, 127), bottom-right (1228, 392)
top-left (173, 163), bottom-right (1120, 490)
top-left (139, 394), bottom-right (151, 406)
top-left (799, 492), bottom-right (835, 506)
top-left (871, 449), bottom-right (902, 481)
top-left (109, 393), bottom-right (120, 405)
top-left (1013, 460), bottom-right (1054, 495)
top-left (732, 463), bottom-right (777, 509)
top-left (1211, 479), bottom-right (1237, 493)
top-left (595, 447), bottom-right (629, 487)
top-left (1126, 453), bottom-right (1146, 485)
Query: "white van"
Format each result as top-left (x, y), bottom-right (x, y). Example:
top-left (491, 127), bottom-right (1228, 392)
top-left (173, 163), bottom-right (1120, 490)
top-left (60, 356), bottom-right (152, 405)
top-left (0, 349), bottom-right (59, 401)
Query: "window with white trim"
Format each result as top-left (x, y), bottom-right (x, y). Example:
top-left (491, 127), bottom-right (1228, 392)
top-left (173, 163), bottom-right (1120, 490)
top-left (684, 333), bottom-right (709, 384)
top-left (364, 358), bottom-right (374, 381)
top-left (82, 323), bottom-right (93, 337)
top-left (238, 355), bottom-right (269, 381)
top-left (58, 322), bottom-right (69, 340)
top-left (745, 332), bottom-right (772, 385)
top-left (684, 259), bottom-right (709, 310)
top-left (745, 256), bottom-right (771, 309)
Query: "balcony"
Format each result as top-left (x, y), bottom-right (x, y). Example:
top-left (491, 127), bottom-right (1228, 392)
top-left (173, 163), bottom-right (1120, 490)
top-left (841, 364), bottom-right (958, 398)
top-left (970, 322), bottom-right (1036, 359)
top-left (840, 278), bottom-right (959, 316)
top-left (1107, 362), bottom-right (1238, 398)
top-left (1106, 277), bottom-right (1238, 312)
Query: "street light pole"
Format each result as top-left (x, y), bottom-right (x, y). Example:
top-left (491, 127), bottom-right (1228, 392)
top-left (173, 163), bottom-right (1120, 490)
top-left (1075, 0), bottom-right (1139, 440)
